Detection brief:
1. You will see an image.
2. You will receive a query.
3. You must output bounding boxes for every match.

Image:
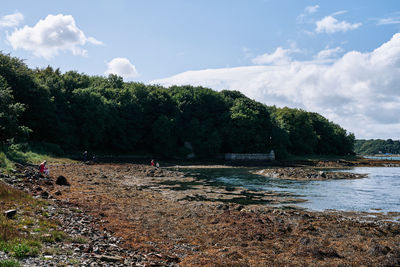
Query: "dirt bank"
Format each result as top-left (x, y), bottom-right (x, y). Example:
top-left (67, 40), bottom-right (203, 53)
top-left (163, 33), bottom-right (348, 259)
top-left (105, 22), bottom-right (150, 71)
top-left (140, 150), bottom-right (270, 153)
top-left (15, 163), bottom-right (400, 266)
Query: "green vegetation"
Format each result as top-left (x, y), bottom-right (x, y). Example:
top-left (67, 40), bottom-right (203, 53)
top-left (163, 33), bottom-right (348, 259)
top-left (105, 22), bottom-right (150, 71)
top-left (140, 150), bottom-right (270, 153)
top-left (0, 181), bottom-right (69, 263)
top-left (0, 259), bottom-right (21, 267)
top-left (355, 139), bottom-right (400, 155)
top-left (0, 52), bottom-right (355, 159)
top-left (70, 235), bottom-right (88, 244)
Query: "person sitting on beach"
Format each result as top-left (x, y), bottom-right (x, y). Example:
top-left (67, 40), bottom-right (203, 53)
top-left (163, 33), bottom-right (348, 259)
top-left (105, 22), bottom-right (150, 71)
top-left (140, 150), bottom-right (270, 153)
top-left (39, 160), bottom-right (49, 175)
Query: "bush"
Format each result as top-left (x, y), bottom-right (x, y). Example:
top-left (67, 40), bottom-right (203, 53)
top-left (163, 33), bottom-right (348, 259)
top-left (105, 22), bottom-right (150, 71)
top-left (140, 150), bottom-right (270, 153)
top-left (5, 144), bottom-right (28, 163)
top-left (29, 142), bottom-right (64, 156)
top-left (5, 144), bottom-right (44, 164)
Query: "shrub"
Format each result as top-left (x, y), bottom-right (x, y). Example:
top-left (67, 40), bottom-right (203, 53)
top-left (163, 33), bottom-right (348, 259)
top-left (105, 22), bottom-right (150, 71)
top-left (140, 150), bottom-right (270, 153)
top-left (12, 243), bottom-right (30, 259)
top-left (30, 142), bottom-right (64, 156)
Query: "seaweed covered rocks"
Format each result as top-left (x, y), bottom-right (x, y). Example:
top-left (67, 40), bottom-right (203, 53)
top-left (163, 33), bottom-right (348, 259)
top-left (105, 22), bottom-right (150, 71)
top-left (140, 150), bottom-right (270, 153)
top-left (256, 167), bottom-right (367, 181)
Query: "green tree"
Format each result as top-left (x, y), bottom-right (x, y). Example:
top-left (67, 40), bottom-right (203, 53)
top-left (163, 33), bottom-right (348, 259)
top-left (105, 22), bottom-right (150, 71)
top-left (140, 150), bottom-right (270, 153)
top-left (0, 76), bottom-right (30, 143)
top-left (152, 115), bottom-right (176, 156)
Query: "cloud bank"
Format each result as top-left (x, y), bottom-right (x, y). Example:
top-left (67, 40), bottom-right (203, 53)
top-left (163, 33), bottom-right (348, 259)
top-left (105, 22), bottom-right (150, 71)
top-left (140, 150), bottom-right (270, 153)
top-left (152, 33), bottom-right (400, 139)
top-left (105, 57), bottom-right (139, 78)
top-left (7, 14), bottom-right (102, 59)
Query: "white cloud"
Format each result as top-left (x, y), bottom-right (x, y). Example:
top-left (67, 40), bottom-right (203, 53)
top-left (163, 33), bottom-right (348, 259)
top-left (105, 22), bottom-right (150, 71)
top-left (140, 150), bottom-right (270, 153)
top-left (305, 5), bottom-right (319, 14)
top-left (377, 16), bottom-right (400, 25)
top-left (315, 46), bottom-right (343, 60)
top-left (297, 5), bottom-right (320, 24)
top-left (6, 14), bottom-right (102, 59)
top-left (152, 33), bottom-right (400, 139)
top-left (252, 47), bottom-right (298, 65)
top-left (331, 10), bottom-right (347, 16)
top-left (105, 57), bottom-right (139, 78)
top-left (316, 15), bottom-right (361, 33)
top-left (0, 12), bottom-right (23, 28)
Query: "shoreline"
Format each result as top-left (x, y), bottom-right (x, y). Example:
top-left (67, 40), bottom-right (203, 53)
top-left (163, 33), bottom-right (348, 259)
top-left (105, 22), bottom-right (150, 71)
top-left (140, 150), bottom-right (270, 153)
top-left (1, 162), bottom-right (399, 266)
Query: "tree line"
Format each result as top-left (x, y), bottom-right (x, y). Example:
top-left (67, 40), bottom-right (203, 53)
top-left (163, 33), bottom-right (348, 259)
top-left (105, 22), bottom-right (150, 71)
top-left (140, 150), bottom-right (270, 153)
top-left (0, 52), bottom-right (355, 159)
top-left (354, 139), bottom-right (400, 155)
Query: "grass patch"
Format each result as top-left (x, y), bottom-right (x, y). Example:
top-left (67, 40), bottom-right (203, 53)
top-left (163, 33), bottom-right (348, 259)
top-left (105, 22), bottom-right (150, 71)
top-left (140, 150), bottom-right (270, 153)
top-left (0, 152), bottom-right (13, 171)
top-left (0, 259), bottom-right (21, 267)
top-left (0, 240), bottom-right (40, 259)
top-left (0, 182), bottom-right (69, 260)
top-left (70, 235), bottom-right (88, 244)
top-left (41, 231), bottom-right (67, 243)
top-left (0, 143), bottom-right (76, 174)
top-left (42, 246), bottom-right (70, 256)
top-left (68, 258), bottom-right (80, 265)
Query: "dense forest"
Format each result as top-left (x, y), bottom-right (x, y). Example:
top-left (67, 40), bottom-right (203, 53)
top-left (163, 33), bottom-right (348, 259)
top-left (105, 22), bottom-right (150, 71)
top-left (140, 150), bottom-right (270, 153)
top-left (355, 139), bottom-right (400, 155)
top-left (0, 52), bottom-right (355, 159)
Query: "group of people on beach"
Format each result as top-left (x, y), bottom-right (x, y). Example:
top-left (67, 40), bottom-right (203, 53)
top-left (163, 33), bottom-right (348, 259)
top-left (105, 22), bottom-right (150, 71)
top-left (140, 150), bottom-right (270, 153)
top-left (82, 151), bottom-right (96, 162)
top-left (151, 159), bottom-right (160, 168)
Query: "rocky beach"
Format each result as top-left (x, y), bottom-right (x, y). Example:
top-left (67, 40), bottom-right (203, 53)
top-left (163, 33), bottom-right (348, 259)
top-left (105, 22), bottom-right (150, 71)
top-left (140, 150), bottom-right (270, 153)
top-left (1, 162), bottom-right (400, 266)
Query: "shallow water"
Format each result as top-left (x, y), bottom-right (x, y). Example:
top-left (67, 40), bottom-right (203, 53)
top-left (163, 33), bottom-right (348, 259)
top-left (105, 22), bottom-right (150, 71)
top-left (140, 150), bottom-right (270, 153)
top-left (364, 156), bottom-right (400, 160)
top-left (177, 167), bottom-right (400, 212)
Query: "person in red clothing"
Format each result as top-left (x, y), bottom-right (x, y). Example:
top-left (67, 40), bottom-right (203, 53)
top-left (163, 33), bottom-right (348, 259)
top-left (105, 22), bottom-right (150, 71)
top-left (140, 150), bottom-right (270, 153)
top-left (151, 159), bottom-right (155, 166)
top-left (39, 160), bottom-right (49, 175)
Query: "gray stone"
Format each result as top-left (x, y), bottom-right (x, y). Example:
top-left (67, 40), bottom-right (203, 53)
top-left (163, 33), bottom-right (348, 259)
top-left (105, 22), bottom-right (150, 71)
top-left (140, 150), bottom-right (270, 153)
top-left (4, 209), bottom-right (17, 219)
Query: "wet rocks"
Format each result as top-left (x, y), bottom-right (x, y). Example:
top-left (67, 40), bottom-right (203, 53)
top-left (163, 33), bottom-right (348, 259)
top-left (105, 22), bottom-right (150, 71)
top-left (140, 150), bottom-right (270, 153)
top-left (256, 167), bottom-right (367, 181)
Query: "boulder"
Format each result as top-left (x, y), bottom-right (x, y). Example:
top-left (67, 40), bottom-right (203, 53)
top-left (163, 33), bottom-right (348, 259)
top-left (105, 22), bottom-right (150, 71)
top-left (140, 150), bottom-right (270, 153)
top-left (56, 176), bottom-right (70, 186)
top-left (4, 209), bottom-right (17, 219)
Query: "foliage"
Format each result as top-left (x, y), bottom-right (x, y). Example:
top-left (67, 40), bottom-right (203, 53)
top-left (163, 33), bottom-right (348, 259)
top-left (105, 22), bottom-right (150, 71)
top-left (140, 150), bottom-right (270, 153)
top-left (355, 139), bottom-right (400, 155)
top-left (0, 152), bottom-right (10, 169)
top-left (0, 259), bottom-right (21, 267)
top-left (271, 107), bottom-right (354, 156)
top-left (0, 76), bottom-right (30, 143)
top-left (0, 52), bottom-right (355, 158)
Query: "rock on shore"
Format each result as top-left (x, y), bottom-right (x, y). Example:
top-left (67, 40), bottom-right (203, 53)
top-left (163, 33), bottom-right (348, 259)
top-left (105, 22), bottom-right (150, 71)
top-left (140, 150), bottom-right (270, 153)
top-left (256, 167), bottom-right (367, 180)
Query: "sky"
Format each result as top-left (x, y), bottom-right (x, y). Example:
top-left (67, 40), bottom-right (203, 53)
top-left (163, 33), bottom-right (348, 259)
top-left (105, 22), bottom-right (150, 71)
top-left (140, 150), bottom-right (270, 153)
top-left (1, 0), bottom-right (400, 139)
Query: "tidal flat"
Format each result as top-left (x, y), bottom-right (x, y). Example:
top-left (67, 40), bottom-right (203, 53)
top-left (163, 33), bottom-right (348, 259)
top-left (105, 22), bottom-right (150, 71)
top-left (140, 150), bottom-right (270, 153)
top-left (18, 162), bottom-right (395, 266)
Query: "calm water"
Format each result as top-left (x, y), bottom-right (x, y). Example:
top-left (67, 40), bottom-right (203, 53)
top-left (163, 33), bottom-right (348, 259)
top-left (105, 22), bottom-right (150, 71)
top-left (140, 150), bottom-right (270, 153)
top-left (364, 156), bottom-right (400, 160)
top-left (178, 167), bottom-right (400, 212)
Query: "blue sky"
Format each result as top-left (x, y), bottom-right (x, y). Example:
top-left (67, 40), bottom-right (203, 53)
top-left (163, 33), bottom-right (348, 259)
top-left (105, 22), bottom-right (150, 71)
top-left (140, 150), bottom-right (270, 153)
top-left (1, 1), bottom-right (400, 139)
